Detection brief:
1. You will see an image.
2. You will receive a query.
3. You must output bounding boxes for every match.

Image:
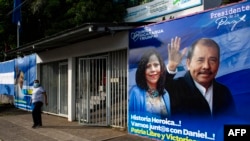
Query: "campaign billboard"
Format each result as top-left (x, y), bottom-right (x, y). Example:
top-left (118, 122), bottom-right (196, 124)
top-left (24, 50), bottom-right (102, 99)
top-left (128, 1), bottom-right (250, 141)
top-left (14, 54), bottom-right (36, 110)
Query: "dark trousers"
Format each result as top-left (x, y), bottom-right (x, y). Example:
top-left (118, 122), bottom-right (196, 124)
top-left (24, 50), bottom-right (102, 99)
top-left (32, 101), bottom-right (43, 126)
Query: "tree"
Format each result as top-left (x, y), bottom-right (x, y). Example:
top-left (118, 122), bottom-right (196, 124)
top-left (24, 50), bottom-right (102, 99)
top-left (27, 0), bottom-right (127, 35)
top-left (0, 0), bottom-right (127, 61)
top-left (0, 0), bottom-right (17, 61)
top-left (0, 0), bottom-right (243, 62)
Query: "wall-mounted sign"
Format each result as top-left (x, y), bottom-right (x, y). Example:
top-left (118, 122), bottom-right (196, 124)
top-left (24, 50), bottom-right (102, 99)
top-left (125, 0), bottom-right (202, 22)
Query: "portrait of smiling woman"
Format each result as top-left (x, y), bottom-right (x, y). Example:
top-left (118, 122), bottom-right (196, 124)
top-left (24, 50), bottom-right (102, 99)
top-left (129, 48), bottom-right (171, 118)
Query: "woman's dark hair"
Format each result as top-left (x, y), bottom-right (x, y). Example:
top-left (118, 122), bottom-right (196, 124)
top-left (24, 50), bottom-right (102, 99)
top-left (187, 38), bottom-right (220, 60)
top-left (135, 48), bottom-right (166, 95)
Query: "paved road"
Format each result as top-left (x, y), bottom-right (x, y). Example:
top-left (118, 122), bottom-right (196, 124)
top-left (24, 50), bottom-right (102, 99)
top-left (0, 104), bottom-right (153, 141)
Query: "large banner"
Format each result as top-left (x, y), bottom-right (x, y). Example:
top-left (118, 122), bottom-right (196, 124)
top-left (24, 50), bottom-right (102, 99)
top-left (0, 60), bottom-right (15, 95)
top-left (14, 54), bottom-right (36, 110)
top-left (128, 1), bottom-right (250, 141)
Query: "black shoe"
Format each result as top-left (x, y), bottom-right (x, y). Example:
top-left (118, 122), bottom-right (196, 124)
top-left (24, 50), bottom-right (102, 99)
top-left (32, 125), bottom-right (37, 128)
top-left (37, 125), bottom-right (42, 128)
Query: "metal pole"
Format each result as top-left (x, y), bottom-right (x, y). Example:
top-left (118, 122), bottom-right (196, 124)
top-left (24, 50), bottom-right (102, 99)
top-left (17, 21), bottom-right (20, 57)
top-left (17, 21), bottom-right (20, 48)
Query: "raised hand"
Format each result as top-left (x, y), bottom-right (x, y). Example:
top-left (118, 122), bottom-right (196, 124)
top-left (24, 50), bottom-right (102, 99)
top-left (167, 37), bottom-right (187, 71)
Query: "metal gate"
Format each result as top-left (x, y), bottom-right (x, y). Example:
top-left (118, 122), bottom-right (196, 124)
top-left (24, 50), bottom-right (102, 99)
top-left (58, 62), bottom-right (68, 116)
top-left (78, 56), bottom-right (108, 126)
top-left (109, 50), bottom-right (127, 128)
top-left (77, 50), bottom-right (128, 128)
top-left (41, 61), bottom-right (68, 116)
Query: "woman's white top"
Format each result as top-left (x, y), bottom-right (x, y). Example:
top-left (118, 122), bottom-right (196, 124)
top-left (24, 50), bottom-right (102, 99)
top-left (32, 86), bottom-right (46, 103)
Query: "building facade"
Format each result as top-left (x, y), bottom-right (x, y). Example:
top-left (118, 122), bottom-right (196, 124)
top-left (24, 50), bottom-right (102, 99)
top-left (36, 29), bottom-right (130, 128)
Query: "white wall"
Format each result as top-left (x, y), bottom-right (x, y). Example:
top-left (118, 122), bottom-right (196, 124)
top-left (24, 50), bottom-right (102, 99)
top-left (36, 31), bottom-right (128, 63)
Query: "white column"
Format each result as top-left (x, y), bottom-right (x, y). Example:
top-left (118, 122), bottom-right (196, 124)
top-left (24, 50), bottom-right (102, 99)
top-left (68, 57), bottom-right (76, 121)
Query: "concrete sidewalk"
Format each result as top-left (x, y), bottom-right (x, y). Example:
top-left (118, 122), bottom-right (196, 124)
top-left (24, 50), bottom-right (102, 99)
top-left (0, 105), bottom-right (152, 141)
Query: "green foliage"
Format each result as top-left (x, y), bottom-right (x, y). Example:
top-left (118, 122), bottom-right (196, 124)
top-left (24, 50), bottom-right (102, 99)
top-left (0, 0), bottom-right (17, 61)
top-left (0, 0), bottom-right (127, 61)
top-left (66, 0), bottom-right (127, 25)
top-left (1, 0), bottom-right (240, 62)
top-left (26, 0), bottom-right (127, 36)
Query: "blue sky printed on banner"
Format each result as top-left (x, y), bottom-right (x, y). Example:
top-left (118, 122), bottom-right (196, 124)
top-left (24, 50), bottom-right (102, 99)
top-left (0, 60), bottom-right (15, 95)
top-left (128, 1), bottom-right (250, 141)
